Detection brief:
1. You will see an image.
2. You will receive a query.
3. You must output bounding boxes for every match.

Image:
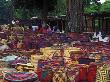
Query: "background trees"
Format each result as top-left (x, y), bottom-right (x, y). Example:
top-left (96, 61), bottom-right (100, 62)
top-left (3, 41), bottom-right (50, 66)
top-left (12, 0), bottom-right (57, 19)
top-left (0, 0), bottom-right (13, 24)
top-left (49, 0), bottom-right (66, 16)
top-left (1, 0), bottom-right (110, 32)
top-left (84, 0), bottom-right (110, 14)
top-left (100, 0), bottom-right (110, 12)
top-left (11, 0), bottom-right (67, 19)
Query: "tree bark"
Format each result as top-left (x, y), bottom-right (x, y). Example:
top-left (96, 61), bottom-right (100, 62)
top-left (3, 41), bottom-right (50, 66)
top-left (67, 0), bottom-right (84, 33)
top-left (42, 0), bottom-right (48, 26)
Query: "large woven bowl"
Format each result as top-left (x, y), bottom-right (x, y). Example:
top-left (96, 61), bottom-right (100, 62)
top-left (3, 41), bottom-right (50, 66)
top-left (4, 72), bottom-right (38, 82)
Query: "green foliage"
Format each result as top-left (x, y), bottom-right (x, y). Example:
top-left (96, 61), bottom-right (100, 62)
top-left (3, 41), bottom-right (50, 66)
top-left (0, 0), bottom-right (6, 19)
top-left (84, 0), bottom-right (110, 14)
top-left (3, 0), bottom-right (110, 20)
top-left (52, 0), bottom-right (66, 16)
top-left (84, 4), bottom-right (100, 14)
top-left (12, 0), bottom-right (58, 19)
top-left (0, 0), bottom-right (13, 20)
top-left (13, 0), bottom-right (66, 18)
top-left (83, 0), bottom-right (101, 14)
top-left (48, 0), bottom-right (66, 16)
top-left (83, 0), bottom-right (92, 6)
top-left (13, 0), bottom-right (57, 12)
top-left (14, 9), bottom-right (23, 19)
top-left (100, 1), bottom-right (110, 12)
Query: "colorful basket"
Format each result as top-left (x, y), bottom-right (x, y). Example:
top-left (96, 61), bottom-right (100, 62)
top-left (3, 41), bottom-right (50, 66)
top-left (4, 72), bottom-right (38, 82)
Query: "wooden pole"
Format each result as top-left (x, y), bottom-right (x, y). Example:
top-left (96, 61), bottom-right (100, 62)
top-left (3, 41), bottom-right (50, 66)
top-left (61, 20), bottom-right (64, 32)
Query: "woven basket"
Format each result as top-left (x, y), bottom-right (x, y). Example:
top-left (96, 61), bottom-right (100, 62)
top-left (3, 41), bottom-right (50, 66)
top-left (0, 61), bottom-right (9, 68)
top-left (4, 72), bottom-right (38, 82)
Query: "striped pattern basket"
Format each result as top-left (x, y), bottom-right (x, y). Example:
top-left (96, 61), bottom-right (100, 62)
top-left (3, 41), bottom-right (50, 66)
top-left (4, 72), bottom-right (38, 82)
top-left (96, 64), bottom-right (110, 82)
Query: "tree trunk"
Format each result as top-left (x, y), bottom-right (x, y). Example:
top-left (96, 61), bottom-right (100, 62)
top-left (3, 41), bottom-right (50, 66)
top-left (42, 0), bottom-right (48, 27)
top-left (65, 0), bottom-right (71, 32)
top-left (67, 0), bottom-right (84, 33)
